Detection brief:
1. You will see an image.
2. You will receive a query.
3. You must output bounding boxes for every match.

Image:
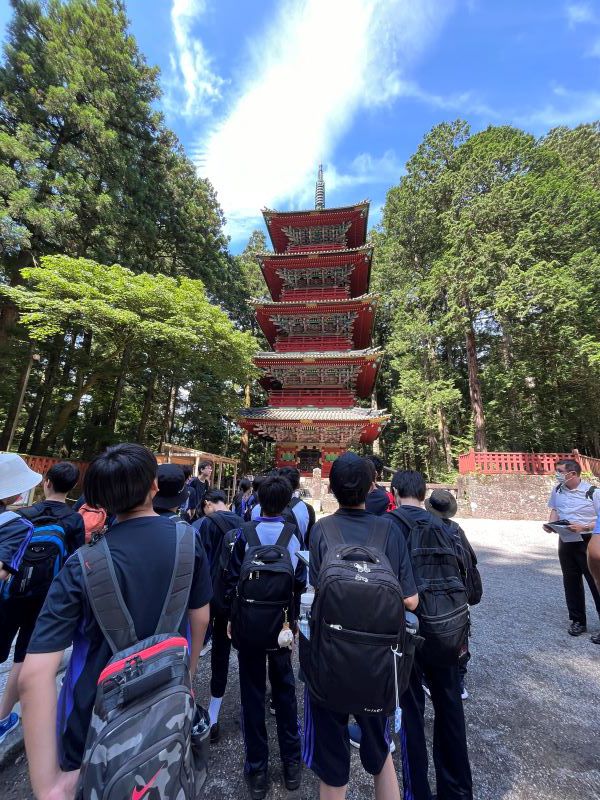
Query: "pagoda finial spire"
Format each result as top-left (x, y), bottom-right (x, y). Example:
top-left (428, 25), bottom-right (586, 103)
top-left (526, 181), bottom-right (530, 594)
top-left (315, 163), bottom-right (325, 210)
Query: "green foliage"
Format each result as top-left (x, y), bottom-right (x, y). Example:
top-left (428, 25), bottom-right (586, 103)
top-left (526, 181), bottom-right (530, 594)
top-left (375, 120), bottom-right (600, 478)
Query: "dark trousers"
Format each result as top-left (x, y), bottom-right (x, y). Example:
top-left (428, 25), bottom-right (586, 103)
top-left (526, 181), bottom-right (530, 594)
top-left (558, 536), bottom-right (600, 625)
top-left (210, 611), bottom-right (232, 698)
top-left (238, 647), bottom-right (301, 774)
top-left (400, 661), bottom-right (472, 800)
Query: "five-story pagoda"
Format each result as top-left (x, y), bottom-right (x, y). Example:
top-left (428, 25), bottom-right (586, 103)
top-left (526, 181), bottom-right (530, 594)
top-left (239, 167), bottom-right (389, 477)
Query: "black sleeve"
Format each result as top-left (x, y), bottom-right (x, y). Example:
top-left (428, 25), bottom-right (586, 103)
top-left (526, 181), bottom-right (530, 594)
top-left (308, 521), bottom-right (327, 587)
top-left (304, 502), bottom-right (316, 546)
top-left (66, 512), bottom-right (86, 553)
top-left (188, 531), bottom-right (213, 610)
top-left (27, 555), bottom-right (84, 653)
top-left (293, 543), bottom-right (307, 622)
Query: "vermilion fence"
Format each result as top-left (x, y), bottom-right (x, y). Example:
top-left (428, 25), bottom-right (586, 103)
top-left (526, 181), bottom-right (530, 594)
top-left (458, 449), bottom-right (600, 478)
top-left (22, 455), bottom-right (90, 484)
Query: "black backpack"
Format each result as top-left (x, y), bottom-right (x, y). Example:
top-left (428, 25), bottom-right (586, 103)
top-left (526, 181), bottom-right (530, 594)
top-left (3, 505), bottom-right (70, 598)
top-left (206, 512), bottom-right (244, 614)
top-left (391, 508), bottom-right (469, 665)
top-left (230, 520), bottom-right (296, 651)
top-left (447, 520), bottom-right (483, 606)
top-left (301, 515), bottom-right (408, 716)
top-left (75, 522), bottom-right (209, 800)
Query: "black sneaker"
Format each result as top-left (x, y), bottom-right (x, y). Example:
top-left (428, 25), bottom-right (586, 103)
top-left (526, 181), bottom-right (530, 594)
top-left (283, 762), bottom-right (302, 791)
top-left (210, 722), bottom-right (220, 744)
top-left (568, 621), bottom-right (587, 636)
top-left (247, 770), bottom-right (269, 800)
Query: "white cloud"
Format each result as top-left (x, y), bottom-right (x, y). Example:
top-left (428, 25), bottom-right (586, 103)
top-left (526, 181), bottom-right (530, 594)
top-left (196, 0), bottom-right (454, 237)
top-left (565, 2), bottom-right (596, 27)
top-left (517, 86), bottom-right (600, 128)
top-left (587, 36), bottom-right (600, 55)
top-left (170, 0), bottom-right (224, 117)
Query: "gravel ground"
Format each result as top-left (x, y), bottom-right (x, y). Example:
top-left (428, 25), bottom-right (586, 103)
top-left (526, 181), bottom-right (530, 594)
top-left (1, 518), bottom-right (599, 799)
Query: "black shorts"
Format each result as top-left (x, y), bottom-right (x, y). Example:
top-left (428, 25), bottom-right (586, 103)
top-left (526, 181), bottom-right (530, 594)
top-left (0, 595), bottom-right (46, 663)
top-left (302, 686), bottom-right (392, 787)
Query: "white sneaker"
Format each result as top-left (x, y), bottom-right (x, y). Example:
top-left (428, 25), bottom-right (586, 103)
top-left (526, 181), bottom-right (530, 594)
top-left (461, 686), bottom-right (469, 701)
top-left (390, 739), bottom-right (396, 754)
top-left (200, 640), bottom-right (212, 657)
top-left (422, 682), bottom-right (431, 699)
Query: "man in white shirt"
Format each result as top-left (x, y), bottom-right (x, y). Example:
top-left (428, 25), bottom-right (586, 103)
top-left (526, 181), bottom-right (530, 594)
top-left (546, 459), bottom-right (600, 642)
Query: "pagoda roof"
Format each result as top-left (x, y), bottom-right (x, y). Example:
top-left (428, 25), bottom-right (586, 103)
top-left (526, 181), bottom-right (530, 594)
top-left (240, 406), bottom-right (387, 422)
top-left (262, 202), bottom-right (370, 253)
top-left (256, 246), bottom-right (373, 301)
top-left (253, 347), bottom-right (381, 362)
top-left (253, 294), bottom-right (378, 350)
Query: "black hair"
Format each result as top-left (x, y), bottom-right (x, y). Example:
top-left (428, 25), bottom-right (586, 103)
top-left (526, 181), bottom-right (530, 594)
top-left (199, 461), bottom-right (213, 471)
top-left (84, 443), bottom-right (157, 515)
top-left (239, 478), bottom-right (252, 493)
top-left (258, 475), bottom-right (292, 516)
top-left (328, 455), bottom-right (372, 507)
top-left (556, 459), bottom-right (581, 475)
top-left (278, 466), bottom-right (300, 491)
top-left (252, 475), bottom-right (265, 492)
top-left (46, 462), bottom-right (80, 493)
top-left (202, 489), bottom-right (227, 507)
top-left (182, 465), bottom-right (192, 479)
top-left (366, 454), bottom-right (384, 480)
top-left (364, 459), bottom-right (377, 482)
top-left (391, 469), bottom-right (426, 501)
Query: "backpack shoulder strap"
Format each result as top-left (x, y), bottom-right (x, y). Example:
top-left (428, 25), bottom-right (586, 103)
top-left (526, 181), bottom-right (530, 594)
top-left (289, 496), bottom-right (301, 509)
top-left (241, 520), bottom-right (261, 548)
top-left (366, 516), bottom-right (391, 553)
top-left (318, 514), bottom-right (345, 547)
top-left (210, 512), bottom-right (238, 538)
top-left (585, 485), bottom-right (597, 500)
top-left (77, 536), bottom-right (138, 655)
top-left (390, 507), bottom-right (415, 531)
top-left (0, 510), bottom-right (23, 528)
top-left (154, 521), bottom-right (195, 636)
top-left (275, 522), bottom-right (297, 550)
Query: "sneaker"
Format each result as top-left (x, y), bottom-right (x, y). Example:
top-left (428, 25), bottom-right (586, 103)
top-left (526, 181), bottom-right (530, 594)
top-left (568, 621), bottom-right (587, 637)
top-left (461, 685), bottom-right (469, 701)
top-left (348, 722), bottom-right (362, 748)
top-left (268, 696), bottom-right (276, 716)
top-left (210, 722), bottom-right (220, 744)
top-left (283, 761), bottom-right (302, 791)
top-left (389, 739), bottom-right (396, 754)
top-left (200, 639), bottom-right (212, 657)
top-left (0, 712), bottom-right (19, 744)
top-left (591, 632), bottom-right (600, 645)
top-left (422, 681), bottom-right (431, 699)
top-left (247, 769), bottom-right (269, 800)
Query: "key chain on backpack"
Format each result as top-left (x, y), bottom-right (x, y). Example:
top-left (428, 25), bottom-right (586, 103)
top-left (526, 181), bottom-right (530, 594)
top-left (393, 646), bottom-right (402, 733)
top-left (278, 609), bottom-right (294, 649)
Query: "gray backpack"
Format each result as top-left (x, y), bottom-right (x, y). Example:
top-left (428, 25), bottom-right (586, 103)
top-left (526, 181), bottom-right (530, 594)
top-left (75, 522), bottom-right (207, 800)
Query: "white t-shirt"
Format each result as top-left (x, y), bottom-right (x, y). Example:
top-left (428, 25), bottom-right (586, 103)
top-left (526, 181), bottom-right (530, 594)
top-left (548, 480), bottom-right (600, 542)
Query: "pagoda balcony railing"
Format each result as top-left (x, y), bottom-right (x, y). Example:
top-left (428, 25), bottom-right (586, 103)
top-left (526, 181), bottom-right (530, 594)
top-left (268, 389), bottom-right (355, 408)
top-left (287, 243), bottom-right (348, 253)
top-left (280, 287), bottom-right (350, 302)
top-left (275, 335), bottom-right (353, 352)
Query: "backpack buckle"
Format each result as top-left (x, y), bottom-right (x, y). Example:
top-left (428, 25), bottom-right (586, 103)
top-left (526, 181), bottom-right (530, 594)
top-left (124, 655), bottom-right (142, 679)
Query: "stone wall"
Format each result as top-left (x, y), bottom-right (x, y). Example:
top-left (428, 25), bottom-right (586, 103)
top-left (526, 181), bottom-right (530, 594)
top-left (457, 473), bottom-right (555, 520)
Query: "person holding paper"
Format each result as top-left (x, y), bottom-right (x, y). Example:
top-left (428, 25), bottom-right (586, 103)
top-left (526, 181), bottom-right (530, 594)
top-left (546, 459), bottom-right (600, 642)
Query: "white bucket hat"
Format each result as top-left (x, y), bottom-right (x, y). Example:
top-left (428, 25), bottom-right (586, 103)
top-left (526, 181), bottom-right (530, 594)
top-left (0, 453), bottom-right (43, 500)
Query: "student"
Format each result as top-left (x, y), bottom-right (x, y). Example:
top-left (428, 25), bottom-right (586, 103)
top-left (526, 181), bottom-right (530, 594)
top-left (152, 463), bottom-right (189, 517)
top-left (223, 475), bottom-right (306, 800)
top-left (389, 470), bottom-right (473, 800)
top-left (365, 454), bottom-right (395, 515)
top-left (251, 467), bottom-right (313, 543)
top-left (195, 490), bottom-right (244, 741)
top-left (18, 443), bottom-right (212, 800)
top-left (0, 462), bottom-right (85, 741)
top-left (0, 454), bottom-right (43, 743)
top-left (305, 453), bottom-right (419, 800)
top-left (232, 478), bottom-right (253, 518)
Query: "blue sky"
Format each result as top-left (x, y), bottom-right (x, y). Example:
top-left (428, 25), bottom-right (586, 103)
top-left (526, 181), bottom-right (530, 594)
top-left (2, 1), bottom-right (600, 251)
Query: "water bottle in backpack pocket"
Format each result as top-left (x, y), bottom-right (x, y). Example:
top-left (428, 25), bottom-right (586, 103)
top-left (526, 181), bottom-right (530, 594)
top-left (3, 511), bottom-right (68, 598)
top-left (301, 516), bottom-right (412, 716)
top-left (391, 509), bottom-right (470, 665)
top-left (231, 521), bottom-right (296, 651)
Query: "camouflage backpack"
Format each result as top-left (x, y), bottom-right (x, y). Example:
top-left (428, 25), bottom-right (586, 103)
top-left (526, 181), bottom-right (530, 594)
top-left (75, 522), bottom-right (206, 800)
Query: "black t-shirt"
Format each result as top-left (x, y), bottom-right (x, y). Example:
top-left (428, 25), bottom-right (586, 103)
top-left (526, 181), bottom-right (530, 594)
top-left (28, 515), bottom-right (212, 770)
top-left (309, 508), bottom-right (417, 598)
top-left (25, 500), bottom-right (86, 554)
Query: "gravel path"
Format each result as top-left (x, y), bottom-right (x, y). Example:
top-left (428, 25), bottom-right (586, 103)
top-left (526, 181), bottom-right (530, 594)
top-left (1, 518), bottom-right (599, 799)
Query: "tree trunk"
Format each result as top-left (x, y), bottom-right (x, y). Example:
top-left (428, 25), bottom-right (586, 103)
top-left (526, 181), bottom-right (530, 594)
top-left (437, 406), bottom-right (453, 472)
top-left (465, 320), bottom-right (487, 451)
top-left (159, 376), bottom-right (175, 449)
top-left (239, 384), bottom-right (251, 472)
top-left (371, 390), bottom-right (382, 456)
top-left (0, 345), bottom-right (36, 451)
top-left (168, 384), bottom-right (179, 442)
top-left (26, 333), bottom-right (65, 453)
top-left (137, 372), bottom-right (156, 442)
top-left (0, 251), bottom-right (33, 347)
top-left (106, 347), bottom-right (132, 435)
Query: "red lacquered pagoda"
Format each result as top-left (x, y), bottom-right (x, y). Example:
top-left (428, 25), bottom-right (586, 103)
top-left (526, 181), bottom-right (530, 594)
top-left (239, 167), bottom-right (389, 477)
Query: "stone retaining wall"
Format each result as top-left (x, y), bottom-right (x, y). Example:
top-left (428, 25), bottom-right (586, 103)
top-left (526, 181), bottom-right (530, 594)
top-left (457, 473), bottom-right (555, 520)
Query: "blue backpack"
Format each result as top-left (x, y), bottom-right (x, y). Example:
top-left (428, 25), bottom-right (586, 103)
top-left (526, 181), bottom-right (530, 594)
top-left (3, 506), bottom-right (69, 598)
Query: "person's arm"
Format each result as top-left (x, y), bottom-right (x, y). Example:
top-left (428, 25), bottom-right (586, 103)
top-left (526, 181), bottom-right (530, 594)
top-left (188, 604), bottom-right (210, 677)
top-left (404, 593), bottom-right (419, 611)
top-left (20, 651), bottom-right (78, 800)
top-left (293, 546), bottom-right (308, 625)
top-left (588, 531), bottom-right (600, 590)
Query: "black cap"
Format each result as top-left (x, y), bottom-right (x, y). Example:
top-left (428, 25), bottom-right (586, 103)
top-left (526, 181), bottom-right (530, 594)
top-left (154, 464), bottom-right (189, 511)
top-left (329, 452), bottom-right (372, 505)
top-left (425, 489), bottom-right (458, 520)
